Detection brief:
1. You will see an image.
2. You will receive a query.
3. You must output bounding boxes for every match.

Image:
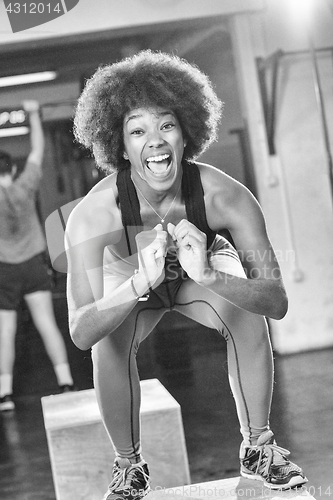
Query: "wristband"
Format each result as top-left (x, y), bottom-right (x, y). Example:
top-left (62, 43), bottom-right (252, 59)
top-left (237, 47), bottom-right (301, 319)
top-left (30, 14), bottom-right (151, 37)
top-left (131, 270), bottom-right (149, 301)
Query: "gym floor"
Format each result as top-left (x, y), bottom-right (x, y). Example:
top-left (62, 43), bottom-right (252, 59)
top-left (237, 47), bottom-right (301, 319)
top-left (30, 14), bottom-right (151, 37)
top-left (0, 276), bottom-right (332, 499)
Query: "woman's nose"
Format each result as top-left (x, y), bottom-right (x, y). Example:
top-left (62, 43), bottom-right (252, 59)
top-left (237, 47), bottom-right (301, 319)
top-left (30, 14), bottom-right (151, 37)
top-left (147, 129), bottom-right (163, 147)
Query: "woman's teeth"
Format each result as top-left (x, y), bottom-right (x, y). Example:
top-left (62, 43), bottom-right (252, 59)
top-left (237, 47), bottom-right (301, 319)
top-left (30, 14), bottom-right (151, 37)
top-left (146, 153), bottom-right (169, 163)
top-left (146, 154), bottom-right (171, 173)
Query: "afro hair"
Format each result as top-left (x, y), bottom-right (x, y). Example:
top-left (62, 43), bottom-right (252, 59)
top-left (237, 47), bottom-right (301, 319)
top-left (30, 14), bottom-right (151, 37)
top-left (73, 49), bottom-right (223, 173)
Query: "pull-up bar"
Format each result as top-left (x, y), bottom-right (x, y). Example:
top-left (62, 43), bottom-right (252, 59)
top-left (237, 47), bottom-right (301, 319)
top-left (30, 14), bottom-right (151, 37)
top-left (257, 45), bottom-right (333, 208)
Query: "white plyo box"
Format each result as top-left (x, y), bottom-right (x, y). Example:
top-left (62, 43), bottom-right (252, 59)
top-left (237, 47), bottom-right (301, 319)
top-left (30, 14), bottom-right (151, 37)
top-left (41, 379), bottom-right (190, 500)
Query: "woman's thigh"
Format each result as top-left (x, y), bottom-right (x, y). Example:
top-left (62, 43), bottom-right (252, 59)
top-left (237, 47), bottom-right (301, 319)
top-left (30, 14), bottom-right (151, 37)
top-left (172, 278), bottom-right (239, 334)
top-left (92, 293), bottom-right (167, 368)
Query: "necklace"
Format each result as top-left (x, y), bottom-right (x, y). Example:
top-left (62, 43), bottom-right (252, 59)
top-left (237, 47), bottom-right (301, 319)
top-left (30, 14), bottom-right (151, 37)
top-left (131, 177), bottom-right (181, 224)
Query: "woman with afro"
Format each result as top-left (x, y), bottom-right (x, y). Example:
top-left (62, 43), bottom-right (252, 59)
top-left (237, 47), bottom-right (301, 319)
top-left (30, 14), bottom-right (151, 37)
top-left (66, 50), bottom-right (306, 499)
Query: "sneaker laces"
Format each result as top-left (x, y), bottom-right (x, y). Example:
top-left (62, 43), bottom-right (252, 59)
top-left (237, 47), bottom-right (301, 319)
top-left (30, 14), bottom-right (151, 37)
top-left (109, 459), bottom-right (149, 493)
top-left (249, 431), bottom-right (291, 477)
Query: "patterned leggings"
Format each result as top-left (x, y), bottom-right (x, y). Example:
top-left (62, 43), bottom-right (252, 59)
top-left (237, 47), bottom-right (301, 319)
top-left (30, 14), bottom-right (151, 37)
top-left (92, 237), bottom-right (274, 459)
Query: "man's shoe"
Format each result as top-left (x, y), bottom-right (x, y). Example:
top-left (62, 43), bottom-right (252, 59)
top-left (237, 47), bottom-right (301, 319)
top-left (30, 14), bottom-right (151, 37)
top-left (240, 430), bottom-right (308, 489)
top-left (102, 458), bottom-right (150, 500)
top-left (0, 394), bottom-right (15, 411)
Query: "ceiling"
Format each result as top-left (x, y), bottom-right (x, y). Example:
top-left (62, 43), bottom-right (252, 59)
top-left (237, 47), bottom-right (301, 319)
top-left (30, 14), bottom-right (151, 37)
top-left (0, 15), bottom-right (231, 87)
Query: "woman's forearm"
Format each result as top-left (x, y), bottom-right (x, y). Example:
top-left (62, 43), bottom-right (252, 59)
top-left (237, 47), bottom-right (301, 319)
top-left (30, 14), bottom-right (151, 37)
top-left (68, 271), bottom-right (148, 350)
top-left (198, 270), bottom-right (288, 320)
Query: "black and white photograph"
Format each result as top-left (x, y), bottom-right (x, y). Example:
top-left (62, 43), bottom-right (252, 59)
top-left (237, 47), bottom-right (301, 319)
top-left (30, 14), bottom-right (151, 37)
top-left (0, 1), bottom-right (332, 499)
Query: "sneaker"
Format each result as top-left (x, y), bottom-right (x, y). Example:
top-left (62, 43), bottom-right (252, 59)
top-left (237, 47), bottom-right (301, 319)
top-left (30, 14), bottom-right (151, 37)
top-left (0, 394), bottom-right (15, 412)
top-left (240, 430), bottom-right (307, 489)
top-left (102, 458), bottom-right (150, 500)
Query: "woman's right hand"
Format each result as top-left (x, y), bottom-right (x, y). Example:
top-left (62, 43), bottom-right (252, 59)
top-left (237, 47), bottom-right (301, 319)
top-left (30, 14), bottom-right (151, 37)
top-left (134, 223), bottom-right (167, 292)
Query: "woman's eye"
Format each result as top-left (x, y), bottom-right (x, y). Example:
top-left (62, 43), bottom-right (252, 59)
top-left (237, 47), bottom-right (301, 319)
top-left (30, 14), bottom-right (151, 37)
top-left (162, 122), bottom-right (175, 130)
top-left (131, 129), bottom-right (143, 135)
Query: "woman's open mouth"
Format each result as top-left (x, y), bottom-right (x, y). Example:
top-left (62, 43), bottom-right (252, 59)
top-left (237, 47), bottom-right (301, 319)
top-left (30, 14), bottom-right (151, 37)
top-left (145, 153), bottom-right (171, 175)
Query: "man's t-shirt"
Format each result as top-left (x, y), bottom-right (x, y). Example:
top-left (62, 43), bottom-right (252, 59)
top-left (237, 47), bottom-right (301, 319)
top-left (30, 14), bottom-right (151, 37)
top-left (0, 161), bottom-right (46, 263)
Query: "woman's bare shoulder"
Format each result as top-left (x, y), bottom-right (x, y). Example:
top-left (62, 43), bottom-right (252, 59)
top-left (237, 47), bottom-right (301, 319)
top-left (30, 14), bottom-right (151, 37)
top-left (196, 161), bottom-right (244, 203)
top-left (66, 172), bottom-right (121, 244)
top-left (196, 161), bottom-right (257, 231)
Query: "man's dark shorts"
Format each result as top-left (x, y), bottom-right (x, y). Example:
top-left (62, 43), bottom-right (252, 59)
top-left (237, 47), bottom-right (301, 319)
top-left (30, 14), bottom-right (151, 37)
top-left (0, 252), bottom-right (52, 310)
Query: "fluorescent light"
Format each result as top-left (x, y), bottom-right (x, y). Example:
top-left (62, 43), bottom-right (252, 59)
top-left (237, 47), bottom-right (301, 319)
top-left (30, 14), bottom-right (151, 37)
top-left (0, 127), bottom-right (29, 137)
top-left (0, 71), bottom-right (57, 88)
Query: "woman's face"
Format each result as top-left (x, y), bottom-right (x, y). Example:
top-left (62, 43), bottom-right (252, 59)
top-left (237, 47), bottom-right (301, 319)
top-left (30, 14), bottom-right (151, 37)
top-left (123, 106), bottom-right (185, 191)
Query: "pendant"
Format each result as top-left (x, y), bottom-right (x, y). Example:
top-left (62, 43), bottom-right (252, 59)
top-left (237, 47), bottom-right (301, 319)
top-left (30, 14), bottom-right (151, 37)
top-left (161, 219), bottom-right (164, 223)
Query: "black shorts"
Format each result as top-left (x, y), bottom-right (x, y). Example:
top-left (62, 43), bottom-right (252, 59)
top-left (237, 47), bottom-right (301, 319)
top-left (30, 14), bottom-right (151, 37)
top-left (0, 252), bottom-right (52, 310)
top-left (148, 252), bottom-right (188, 310)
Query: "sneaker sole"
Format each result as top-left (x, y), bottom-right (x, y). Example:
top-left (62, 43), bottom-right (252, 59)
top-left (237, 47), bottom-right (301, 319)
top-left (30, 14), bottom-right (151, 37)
top-left (240, 471), bottom-right (308, 490)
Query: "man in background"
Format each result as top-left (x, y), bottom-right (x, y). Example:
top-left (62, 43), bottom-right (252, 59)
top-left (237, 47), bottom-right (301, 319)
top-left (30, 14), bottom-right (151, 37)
top-left (0, 100), bottom-right (75, 411)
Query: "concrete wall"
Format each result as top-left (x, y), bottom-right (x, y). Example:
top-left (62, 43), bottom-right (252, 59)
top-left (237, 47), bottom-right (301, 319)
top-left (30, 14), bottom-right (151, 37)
top-left (231, 1), bottom-right (333, 353)
top-left (271, 52), bottom-right (333, 352)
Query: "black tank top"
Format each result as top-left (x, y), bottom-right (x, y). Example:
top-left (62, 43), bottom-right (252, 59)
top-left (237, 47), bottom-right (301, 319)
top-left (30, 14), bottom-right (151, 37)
top-left (116, 160), bottom-right (216, 256)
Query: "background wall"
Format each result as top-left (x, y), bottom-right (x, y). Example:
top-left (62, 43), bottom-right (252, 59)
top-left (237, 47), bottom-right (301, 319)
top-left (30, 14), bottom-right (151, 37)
top-left (241, 0), bottom-right (333, 353)
top-left (0, 0), bottom-right (332, 354)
